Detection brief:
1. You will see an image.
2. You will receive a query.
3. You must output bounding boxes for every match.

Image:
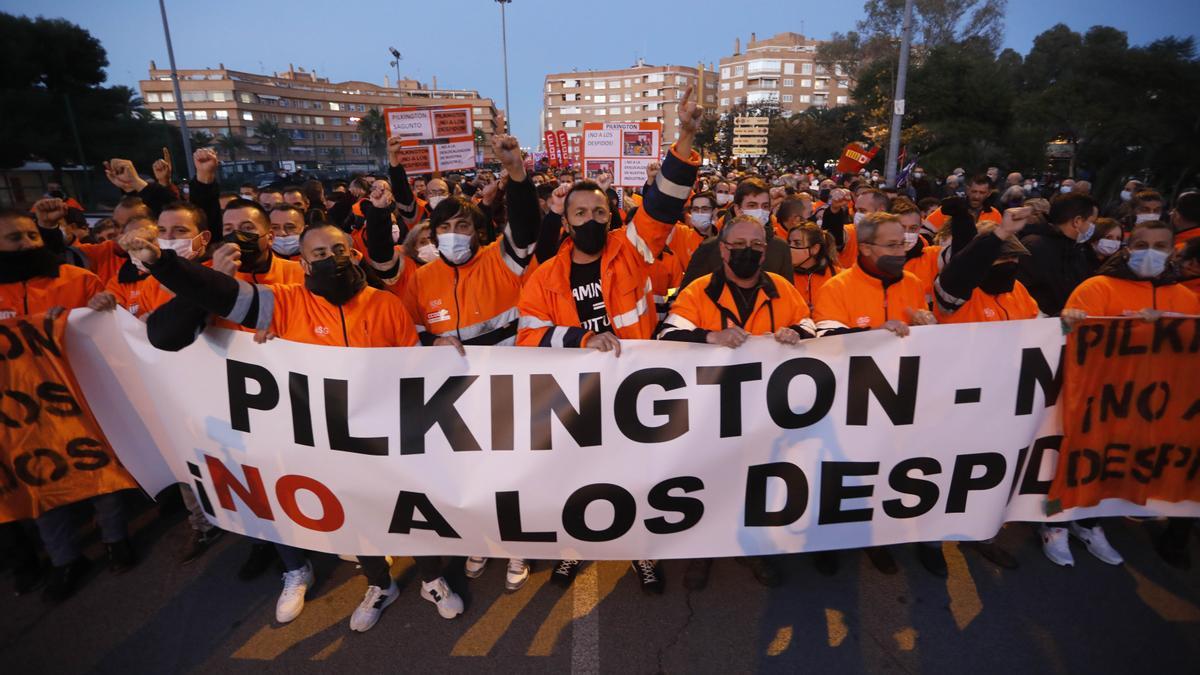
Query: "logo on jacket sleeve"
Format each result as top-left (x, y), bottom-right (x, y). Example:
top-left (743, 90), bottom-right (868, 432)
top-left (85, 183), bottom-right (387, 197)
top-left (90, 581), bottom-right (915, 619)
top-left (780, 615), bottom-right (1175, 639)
top-left (855, 315), bottom-right (872, 328)
top-left (427, 309), bottom-right (452, 324)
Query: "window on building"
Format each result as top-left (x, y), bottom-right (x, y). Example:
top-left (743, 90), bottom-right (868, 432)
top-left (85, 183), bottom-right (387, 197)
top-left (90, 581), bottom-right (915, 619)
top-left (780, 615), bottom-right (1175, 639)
top-left (165, 111), bottom-right (177, 120)
top-left (329, 102), bottom-right (341, 111)
top-left (734, 65), bottom-right (745, 76)
top-left (160, 92), bottom-right (175, 103)
top-left (746, 91), bottom-right (778, 105)
top-left (314, 116), bottom-right (325, 125)
top-left (563, 119), bottom-right (578, 128)
top-left (238, 92), bottom-right (253, 103)
top-left (610, 106), bottom-right (621, 114)
top-left (784, 62), bottom-right (795, 75)
top-left (676, 76), bottom-right (687, 85)
top-left (648, 73), bottom-right (665, 83)
top-left (623, 94), bottom-right (631, 102)
top-left (836, 95), bottom-right (848, 105)
top-left (332, 117), bottom-right (342, 126)
top-left (837, 79), bottom-right (850, 88)
top-left (815, 64), bottom-right (828, 75)
top-left (835, 64), bottom-right (845, 76)
top-left (623, 78), bottom-right (631, 87)
top-left (315, 131), bottom-right (326, 140)
top-left (473, 120), bottom-right (484, 129)
top-left (563, 106), bottom-right (581, 114)
top-left (734, 80), bottom-right (744, 90)
top-left (545, 83), bottom-right (552, 93)
top-left (720, 97), bottom-right (729, 106)
top-left (146, 92), bottom-right (160, 103)
top-left (241, 111), bottom-right (253, 121)
top-left (801, 63), bottom-right (813, 75)
top-left (801, 79), bottom-right (812, 88)
top-left (782, 95), bottom-right (794, 103)
top-left (596, 109), bottom-right (606, 116)
top-left (211, 91), bottom-right (229, 102)
top-left (624, 106), bottom-right (631, 113)
top-left (150, 110), bottom-right (164, 120)
top-left (815, 79), bottom-right (827, 89)
top-left (734, 97), bottom-right (743, 104)
top-left (214, 110), bottom-right (229, 120)
top-left (799, 94), bottom-right (810, 103)
top-left (609, 80), bottom-right (620, 88)
top-left (721, 67), bottom-right (730, 78)
top-left (595, 95), bottom-right (606, 103)
top-left (747, 59), bottom-right (781, 75)
top-left (594, 80), bottom-right (606, 90)
top-left (720, 82), bottom-right (730, 91)
top-left (783, 78), bottom-right (794, 87)
top-left (565, 79), bottom-right (578, 88)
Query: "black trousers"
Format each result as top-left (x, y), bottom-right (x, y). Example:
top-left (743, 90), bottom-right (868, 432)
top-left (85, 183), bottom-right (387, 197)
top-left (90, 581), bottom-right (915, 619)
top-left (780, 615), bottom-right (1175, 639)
top-left (358, 555), bottom-right (443, 588)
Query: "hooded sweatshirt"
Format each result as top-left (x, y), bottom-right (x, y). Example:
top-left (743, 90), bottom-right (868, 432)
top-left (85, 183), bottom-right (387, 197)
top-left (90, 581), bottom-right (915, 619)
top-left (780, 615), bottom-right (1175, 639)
top-left (1017, 219), bottom-right (1094, 316)
top-left (1064, 250), bottom-right (1200, 317)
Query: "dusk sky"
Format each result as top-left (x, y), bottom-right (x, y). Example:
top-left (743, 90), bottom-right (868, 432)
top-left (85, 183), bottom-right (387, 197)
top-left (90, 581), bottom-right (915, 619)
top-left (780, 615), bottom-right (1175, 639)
top-left (3, 0), bottom-right (1197, 145)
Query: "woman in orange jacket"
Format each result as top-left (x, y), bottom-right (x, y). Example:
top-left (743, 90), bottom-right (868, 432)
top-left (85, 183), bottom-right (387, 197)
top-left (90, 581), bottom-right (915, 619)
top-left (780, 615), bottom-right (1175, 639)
top-left (786, 223), bottom-right (839, 312)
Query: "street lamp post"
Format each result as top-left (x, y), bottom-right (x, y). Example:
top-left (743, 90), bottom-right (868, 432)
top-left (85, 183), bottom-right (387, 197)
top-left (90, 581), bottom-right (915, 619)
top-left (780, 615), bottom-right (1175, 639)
top-left (389, 47), bottom-right (402, 88)
top-left (157, 0), bottom-right (195, 180)
top-left (496, 0), bottom-right (512, 131)
top-left (884, 0), bottom-right (914, 187)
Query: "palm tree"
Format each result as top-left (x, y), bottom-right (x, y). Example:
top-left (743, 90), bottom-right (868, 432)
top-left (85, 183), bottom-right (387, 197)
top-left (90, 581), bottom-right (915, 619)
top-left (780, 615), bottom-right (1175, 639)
top-left (215, 133), bottom-right (249, 163)
top-left (254, 119), bottom-right (292, 166)
top-left (357, 108), bottom-right (388, 168)
top-left (190, 131), bottom-right (214, 149)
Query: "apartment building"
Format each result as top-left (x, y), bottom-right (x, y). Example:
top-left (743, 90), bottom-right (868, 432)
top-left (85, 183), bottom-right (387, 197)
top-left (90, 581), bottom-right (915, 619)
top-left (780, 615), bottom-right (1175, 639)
top-left (542, 59), bottom-right (719, 154)
top-left (716, 32), bottom-right (853, 115)
top-left (139, 62), bottom-right (500, 172)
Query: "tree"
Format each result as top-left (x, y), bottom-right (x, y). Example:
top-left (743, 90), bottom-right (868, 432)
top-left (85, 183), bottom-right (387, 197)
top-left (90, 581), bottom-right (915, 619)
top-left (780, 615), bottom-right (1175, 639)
top-left (190, 130), bottom-right (214, 149)
top-left (694, 111), bottom-right (721, 160)
top-left (358, 108), bottom-right (388, 167)
top-left (215, 133), bottom-right (248, 163)
top-left (254, 119), bottom-right (291, 166)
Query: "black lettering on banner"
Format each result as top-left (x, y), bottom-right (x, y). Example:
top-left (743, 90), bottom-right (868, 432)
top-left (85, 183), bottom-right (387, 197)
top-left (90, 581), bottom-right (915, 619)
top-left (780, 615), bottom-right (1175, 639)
top-left (0, 325), bottom-right (22, 360)
top-left (226, 360), bottom-right (279, 432)
top-left (0, 390), bottom-right (38, 427)
top-left (324, 379), bottom-right (387, 456)
top-left (530, 373), bottom-right (601, 450)
top-left (562, 483), bottom-right (636, 542)
top-left (1074, 324), bottom-right (1105, 365)
top-left (1100, 382), bottom-right (1133, 423)
top-left (66, 437), bottom-right (110, 470)
top-left (1132, 446), bottom-right (1157, 483)
top-left (35, 382), bottom-right (81, 417)
top-left (1136, 382), bottom-right (1170, 422)
top-left (1188, 445), bottom-right (1200, 480)
top-left (17, 318), bottom-right (60, 358)
top-left (399, 376), bottom-right (481, 455)
top-left (1016, 346), bottom-right (1063, 415)
top-left (388, 491), bottom-right (461, 538)
top-left (883, 457), bottom-right (942, 519)
top-left (946, 452), bottom-right (1005, 512)
top-left (490, 375), bottom-right (515, 451)
top-left (288, 372), bottom-right (314, 447)
top-left (495, 491), bottom-right (557, 542)
top-left (1067, 449), bottom-right (1101, 487)
top-left (846, 356), bottom-right (918, 426)
top-left (0, 461), bottom-right (17, 494)
top-left (766, 358), bottom-right (836, 429)
top-left (1019, 436), bottom-right (1059, 496)
top-left (1008, 444), bottom-right (1028, 502)
top-left (1153, 319), bottom-right (1184, 353)
top-left (1118, 320), bottom-right (1148, 356)
top-left (744, 462), bottom-right (808, 527)
top-left (1183, 397), bottom-right (1200, 421)
top-left (818, 461), bottom-right (878, 525)
top-left (696, 363), bottom-right (762, 438)
top-left (14, 448), bottom-right (68, 486)
top-left (614, 368), bottom-right (689, 443)
top-left (644, 476), bottom-right (705, 534)
top-left (1102, 443), bottom-right (1129, 480)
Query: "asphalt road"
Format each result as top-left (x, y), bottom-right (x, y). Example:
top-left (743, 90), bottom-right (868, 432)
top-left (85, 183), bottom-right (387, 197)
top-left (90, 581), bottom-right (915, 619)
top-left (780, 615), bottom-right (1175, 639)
top-left (1, 500), bottom-right (1198, 674)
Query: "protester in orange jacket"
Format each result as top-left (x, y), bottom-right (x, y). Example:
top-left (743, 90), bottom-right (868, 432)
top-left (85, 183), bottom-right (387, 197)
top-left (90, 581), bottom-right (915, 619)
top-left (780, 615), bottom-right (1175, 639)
top-left (126, 222), bottom-right (462, 631)
top-left (91, 208), bottom-right (200, 320)
top-left (924, 174), bottom-right (1002, 231)
top-left (787, 222), bottom-right (840, 312)
top-left (0, 208), bottom-right (135, 603)
top-left (518, 86), bottom-right (703, 595)
top-left (933, 209), bottom-right (1040, 325)
top-left (1170, 192), bottom-right (1200, 297)
top-left (894, 199), bottom-right (942, 300)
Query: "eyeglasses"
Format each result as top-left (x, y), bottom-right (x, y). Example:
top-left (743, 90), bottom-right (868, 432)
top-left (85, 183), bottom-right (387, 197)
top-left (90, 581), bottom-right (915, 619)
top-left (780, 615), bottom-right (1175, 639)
top-left (724, 241), bottom-right (767, 252)
top-left (863, 241), bottom-right (907, 252)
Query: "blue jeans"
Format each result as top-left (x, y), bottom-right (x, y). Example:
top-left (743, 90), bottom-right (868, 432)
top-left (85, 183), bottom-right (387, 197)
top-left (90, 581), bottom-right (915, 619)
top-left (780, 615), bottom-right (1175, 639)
top-left (35, 491), bottom-right (129, 567)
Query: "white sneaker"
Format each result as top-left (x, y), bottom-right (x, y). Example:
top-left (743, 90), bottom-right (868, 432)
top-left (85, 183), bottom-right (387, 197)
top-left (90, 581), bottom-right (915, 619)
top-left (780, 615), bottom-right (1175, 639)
top-left (275, 561), bottom-right (314, 623)
top-left (1040, 526), bottom-right (1074, 567)
top-left (420, 577), bottom-right (464, 619)
top-left (505, 558), bottom-right (530, 592)
top-left (349, 581), bottom-right (398, 632)
top-left (465, 556), bottom-right (488, 579)
top-left (1069, 522), bottom-right (1124, 565)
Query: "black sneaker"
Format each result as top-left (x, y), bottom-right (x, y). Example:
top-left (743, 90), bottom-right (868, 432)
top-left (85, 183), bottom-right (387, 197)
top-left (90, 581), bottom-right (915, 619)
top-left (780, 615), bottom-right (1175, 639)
top-left (179, 528), bottom-right (225, 566)
top-left (13, 559), bottom-right (46, 596)
top-left (683, 558), bottom-right (713, 591)
top-left (632, 560), bottom-right (664, 595)
top-left (743, 556), bottom-right (783, 588)
top-left (550, 559), bottom-right (582, 589)
top-left (238, 542), bottom-right (278, 581)
top-left (106, 539), bottom-right (137, 575)
top-left (916, 544), bottom-right (947, 578)
top-left (43, 557), bottom-right (92, 603)
top-left (812, 550), bottom-right (840, 577)
top-left (965, 540), bottom-right (1019, 570)
top-left (865, 547), bottom-right (898, 575)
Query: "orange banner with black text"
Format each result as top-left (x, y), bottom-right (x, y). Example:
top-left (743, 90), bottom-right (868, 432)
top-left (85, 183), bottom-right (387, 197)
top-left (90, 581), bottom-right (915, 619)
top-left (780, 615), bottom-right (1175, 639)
top-left (0, 312), bottom-right (137, 523)
top-left (1048, 318), bottom-right (1200, 511)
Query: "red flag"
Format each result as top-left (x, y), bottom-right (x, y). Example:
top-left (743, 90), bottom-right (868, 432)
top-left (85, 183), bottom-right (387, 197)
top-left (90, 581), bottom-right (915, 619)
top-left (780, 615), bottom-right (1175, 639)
top-left (556, 130), bottom-right (569, 167)
top-left (835, 142), bottom-right (879, 174)
top-left (544, 131), bottom-right (559, 168)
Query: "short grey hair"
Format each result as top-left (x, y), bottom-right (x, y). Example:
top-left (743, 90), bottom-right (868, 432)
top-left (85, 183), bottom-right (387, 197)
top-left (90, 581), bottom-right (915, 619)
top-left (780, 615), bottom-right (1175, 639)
top-left (856, 211), bottom-right (900, 244)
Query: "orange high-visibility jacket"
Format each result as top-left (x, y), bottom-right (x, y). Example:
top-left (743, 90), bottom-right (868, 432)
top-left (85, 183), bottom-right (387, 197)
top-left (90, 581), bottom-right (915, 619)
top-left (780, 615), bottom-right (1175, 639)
top-left (904, 243), bottom-right (942, 300)
top-left (77, 239), bottom-right (124, 286)
top-left (1065, 274), bottom-right (1200, 317)
top-left (259, 283), bottom-right (418, 347)
top-left (935, 283), bottom-right (1039, 324)
top-left (836, 223), bottom-right (859, 270)
top-left (813, 263), bottom-right (927, 332)
top-left (925, 205), bottom-right (1002, 231)
top-left (792, 266), bottom-right (838, 312)
top-left (518, 145), bottom-right (700, 347)
top-left (0, 264), bottom-right (103, 319)
top-left (211, 253), bottom-right (305, 332)
top-left (661, 271), bottom-right (812, 336)
top-left (106, 272), bottom-right (174, 319)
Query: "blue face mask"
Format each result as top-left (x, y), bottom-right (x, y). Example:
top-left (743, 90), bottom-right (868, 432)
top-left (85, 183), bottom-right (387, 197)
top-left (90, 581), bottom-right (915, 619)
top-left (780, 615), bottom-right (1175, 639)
top-left (1128, 248), bottom-right (1169, 279)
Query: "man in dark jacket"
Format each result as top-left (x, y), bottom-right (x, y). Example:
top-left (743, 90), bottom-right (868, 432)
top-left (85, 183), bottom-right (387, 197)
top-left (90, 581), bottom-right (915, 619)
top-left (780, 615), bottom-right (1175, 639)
top-left (1016, 192), bottom-right (1097, 316)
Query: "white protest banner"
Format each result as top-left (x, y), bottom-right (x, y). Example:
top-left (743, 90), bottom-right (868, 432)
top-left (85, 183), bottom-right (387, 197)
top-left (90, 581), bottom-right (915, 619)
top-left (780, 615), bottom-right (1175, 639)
top-left (581, 122), bottom-right (660, 187)
top-left (383, 104), bottom-right (475, 173)
top-left (66, 311), bottom-right (1200, 561)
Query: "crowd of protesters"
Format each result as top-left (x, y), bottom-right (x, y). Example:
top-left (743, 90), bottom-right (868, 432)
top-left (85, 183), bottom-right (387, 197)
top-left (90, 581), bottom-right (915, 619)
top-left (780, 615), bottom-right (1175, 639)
top-left (1, 86), bottom-right (1197, 634)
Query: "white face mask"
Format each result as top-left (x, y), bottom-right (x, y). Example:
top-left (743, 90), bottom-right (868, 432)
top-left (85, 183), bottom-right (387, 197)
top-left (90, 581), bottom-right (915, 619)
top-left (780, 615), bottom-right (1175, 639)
top-left (742, 208), bottom-right (769, 224)
top-left (158, 236), bottom-right (200, 260)
top-left (715, 193), bottom-right (734, 206)
top-left (690, 211), bottom-right (713, 234)
top-left (417, 243), bottom-right (439, 263)
top-left (437, 232), bottom-right (473, 264)
top-left (1134, 212), bottom-right (1160, 224)
top-left (1075, 220), bottom-right (1096, 243)
top-left (1128, 248), bottom-right (1169, 279)
top-left (272, 234), bottom-right (300, 256)
top-left (1094, 238), bottom-right (1121, 257)
top-left (903, 232), bottom-right (919, 251)
top-left (392, 223), bottom-right (402, 243)
top-left (853, 211), bottom-right (867, 227)
top-left (427, 195), bottom-right (446, 210)
top-left (1060, 185), bottom-right (1073, 194)
top-left (1119, 190), bottom-right (1133, 202)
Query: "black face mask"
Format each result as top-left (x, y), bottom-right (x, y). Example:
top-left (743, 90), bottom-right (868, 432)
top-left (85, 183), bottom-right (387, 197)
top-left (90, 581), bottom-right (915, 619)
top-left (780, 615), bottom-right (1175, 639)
top-left (874, 254), bottom-right (908, 280)
top-left (571, 219), bottom-right (608, 256)
top-left (304, 254), bottom-right (366, 305)
top-left (980, 261), bottom-right (1019, 295)
top-left (727, 247), bottom-right (763, 280)
top-left (819, 189), bottom-right (831, 203)
top-left (0, 247), bottom-right (61, 283)
top-left (224, 230), bottom-right (262, 267)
